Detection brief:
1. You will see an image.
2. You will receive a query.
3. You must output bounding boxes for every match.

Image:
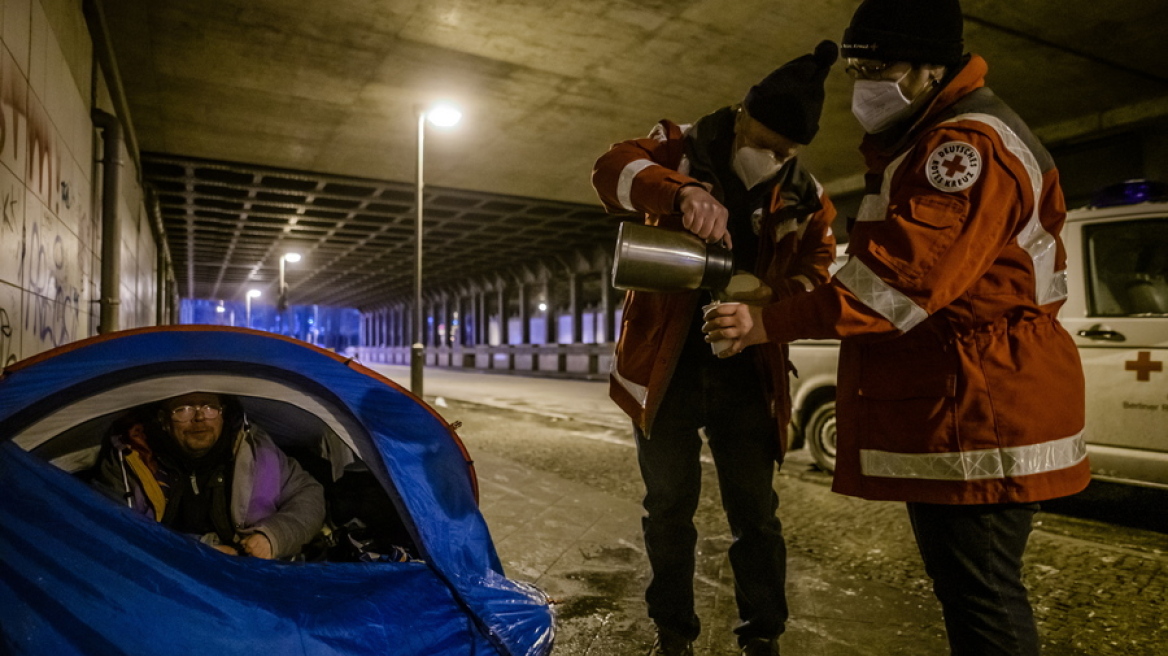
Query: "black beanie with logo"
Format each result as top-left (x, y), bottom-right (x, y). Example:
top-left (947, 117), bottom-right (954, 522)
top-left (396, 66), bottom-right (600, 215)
top-left (841, 0), bottom-right (964, 66)
top-left (742, 40), bottom-right (839, 145)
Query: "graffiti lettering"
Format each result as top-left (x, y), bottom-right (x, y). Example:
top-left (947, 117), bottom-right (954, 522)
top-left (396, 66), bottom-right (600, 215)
top-left (0, 306), bottom-right (14, 366)
top-left (21, 221), bottom-right (80, 349)
top-left (1, 186), bottom-right (15, 233)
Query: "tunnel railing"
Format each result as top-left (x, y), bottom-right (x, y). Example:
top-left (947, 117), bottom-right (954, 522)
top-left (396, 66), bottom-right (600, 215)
top-left (354, 343), bottom-right (615, 380)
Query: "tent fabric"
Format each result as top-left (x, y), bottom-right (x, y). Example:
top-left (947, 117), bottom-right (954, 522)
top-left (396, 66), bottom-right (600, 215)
top-left (0, 327), bottom-right (555, 655)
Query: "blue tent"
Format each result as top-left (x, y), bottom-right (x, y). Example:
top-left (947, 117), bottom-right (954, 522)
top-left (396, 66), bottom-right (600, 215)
top-left (0, 327), bottom-right (555, 655)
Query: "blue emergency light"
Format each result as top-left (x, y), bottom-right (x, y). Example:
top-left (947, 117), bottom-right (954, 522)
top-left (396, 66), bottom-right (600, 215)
top-left (1089, 179), bottom-right (1168, 208)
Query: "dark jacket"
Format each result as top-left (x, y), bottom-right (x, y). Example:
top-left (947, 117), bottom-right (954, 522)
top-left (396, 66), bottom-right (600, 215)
top-left (592, 107), bottom-right (837, 445)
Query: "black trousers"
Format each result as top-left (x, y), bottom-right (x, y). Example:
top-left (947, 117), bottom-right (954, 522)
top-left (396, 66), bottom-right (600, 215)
top-left (907, 502), bottom-right (1041, 656)
top-left (635, 349), bottom-right (787, 645)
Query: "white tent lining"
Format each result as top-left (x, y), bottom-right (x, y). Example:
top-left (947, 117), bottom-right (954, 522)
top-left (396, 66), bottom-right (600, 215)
top-left (13, 374), bottom-right (364, 476)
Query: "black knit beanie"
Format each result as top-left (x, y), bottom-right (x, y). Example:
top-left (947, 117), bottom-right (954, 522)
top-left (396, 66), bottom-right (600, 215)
top-left (742, 40), bottom-right (838, 145)
top-left (841, 0), bottom-right (964, 65)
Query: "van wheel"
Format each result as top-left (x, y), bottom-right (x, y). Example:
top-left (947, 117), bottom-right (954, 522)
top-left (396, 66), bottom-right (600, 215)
top-left (805, 400), bottom-right (837, 474)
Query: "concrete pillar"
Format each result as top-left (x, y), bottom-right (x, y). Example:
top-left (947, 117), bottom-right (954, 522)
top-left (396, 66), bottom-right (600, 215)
top-left (568, 273), bottom-right (582, 344)
top-left (387, 307), bottom-right (395, 347)
top-left (440, 295), bottom-right (450, 346)
top-left (401, 304), bottom-right (409, 346)
top-left (497, 284), bottom-right (509, 346)
top-left (390, 307), bottom-right (398, 347)
top-left (400, 304), bottom-right (409, 346)
top-left (450, 290), bottom-right (460, 343)
top-left (599, 273), bottom-right (613, 343)
top-left (429, 297), bottom-right (439, 345)
top-left (463, 296), bottom-right (469, 345)
top-left (542, 282), bottom-right (555, 345)
top-left (401, 305), bottom-right (408, 346)
top-left (517, 283), bottom-right (531, 345)
top-left (476, 291), bottom-right (487, 345)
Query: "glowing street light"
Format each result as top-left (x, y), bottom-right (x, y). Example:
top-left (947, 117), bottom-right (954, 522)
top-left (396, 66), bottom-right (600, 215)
top-left (278, 251), bottom-right (301, 312)
top-left (412, 102), bottom-right (462, 396)
top-left (245, 289), bottom-right (261, 328)
top-left (427, 103), bottom-right (462, 127)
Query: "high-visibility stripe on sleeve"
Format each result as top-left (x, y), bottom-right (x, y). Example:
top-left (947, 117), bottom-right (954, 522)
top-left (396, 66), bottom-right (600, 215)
top-left (834, 257), bottom-right (928, 332)
top-left (611, 366), bottom-right (648, 408)
top-left (861, 432), bottom-right (1086, 480)
top-left (942, 113), bottom-right (1067, 305)
top-left (617, 159), bottom-right (658, 212)
top-left (855, 150), bottom-right (910, 223)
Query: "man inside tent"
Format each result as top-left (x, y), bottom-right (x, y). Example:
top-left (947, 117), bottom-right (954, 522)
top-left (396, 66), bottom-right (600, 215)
top-left (94, 392), bottom-right (325, 559)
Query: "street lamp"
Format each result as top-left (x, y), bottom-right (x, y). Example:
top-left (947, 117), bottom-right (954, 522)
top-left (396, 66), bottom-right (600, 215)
top-left (245, 289), bottom-right (261, 328)
top-left (412, 102), bottom-right (462, 396)
top-left (278, 252), bottom-right (301, 312)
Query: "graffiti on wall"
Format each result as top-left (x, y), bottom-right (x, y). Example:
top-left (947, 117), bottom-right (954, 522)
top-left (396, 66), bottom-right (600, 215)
top-left (1, 38), bottom-right (93, 359)
top-left (1, 48), bottom-right (28, 185)
top-left (1, 182), bottom-right (17, 235)
top-left (21, 209), bottom-right (82, 349)
top-left (0, 305), bottom-right (15, 367)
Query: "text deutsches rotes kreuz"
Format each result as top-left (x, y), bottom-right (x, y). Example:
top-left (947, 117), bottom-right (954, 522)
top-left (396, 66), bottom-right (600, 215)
top-left (926, 142), bottom-right (982, 192)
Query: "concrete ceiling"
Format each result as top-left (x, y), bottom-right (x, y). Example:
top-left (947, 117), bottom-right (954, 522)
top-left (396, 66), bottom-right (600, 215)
top-left (99, 0), bottom-right (1168, 307)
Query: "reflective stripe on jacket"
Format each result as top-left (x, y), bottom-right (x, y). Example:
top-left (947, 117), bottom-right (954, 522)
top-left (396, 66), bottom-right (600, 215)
top-left (762, 55), bottom-right (1091, 504)
top-left (592, 112), bottom-right (837, 440)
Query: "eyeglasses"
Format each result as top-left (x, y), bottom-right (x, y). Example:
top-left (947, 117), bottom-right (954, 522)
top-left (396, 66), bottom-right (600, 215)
top-left (170, 404), bottom-right (223, 422)
top-left (845, 58), bottom-right (899, 80)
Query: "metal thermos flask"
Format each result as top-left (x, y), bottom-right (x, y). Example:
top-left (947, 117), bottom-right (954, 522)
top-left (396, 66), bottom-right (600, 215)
top-left (611, 222), bottom-right (734, 292)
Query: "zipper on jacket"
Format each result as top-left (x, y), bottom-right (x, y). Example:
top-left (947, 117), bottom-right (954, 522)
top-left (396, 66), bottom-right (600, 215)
top-left (190, 473), bottom-right (200, 495)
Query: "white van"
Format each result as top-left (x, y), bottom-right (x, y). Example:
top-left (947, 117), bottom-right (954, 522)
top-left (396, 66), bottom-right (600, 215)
top-left (788, 184), bottom-right (1168, 489)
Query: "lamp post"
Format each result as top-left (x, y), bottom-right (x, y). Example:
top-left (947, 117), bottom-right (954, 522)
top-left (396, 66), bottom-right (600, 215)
top-left (412, 102), bottom-right (462, 396)
top-left (245, 289), bottom-right (261, 328)
top-left (277, 252), bottom-right (301, 333)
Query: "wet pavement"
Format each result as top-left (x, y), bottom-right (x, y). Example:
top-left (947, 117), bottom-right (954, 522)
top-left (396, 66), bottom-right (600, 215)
top-left (370, 366), bottom-right (1168, 656)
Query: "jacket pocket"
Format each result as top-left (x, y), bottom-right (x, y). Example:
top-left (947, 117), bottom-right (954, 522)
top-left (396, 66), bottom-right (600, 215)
top-left (858, 337), bottom-right (957, 399)
top-left (907, 193), bottom-right (967, 230)
top-left (864, 191), bottom-right (969, 283)
top-left (856, 336), bottom-right (958, 454)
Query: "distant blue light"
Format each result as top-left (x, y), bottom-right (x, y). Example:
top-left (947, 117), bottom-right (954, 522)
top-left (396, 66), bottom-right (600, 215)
top-left (1090, 179), bottom-right (1168, 208)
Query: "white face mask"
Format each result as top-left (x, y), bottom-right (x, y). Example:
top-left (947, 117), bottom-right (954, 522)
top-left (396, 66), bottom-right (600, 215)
top-left (851, 75), bottom-right (914, 134)
top-left (732, 146), bottom-right (788, 190)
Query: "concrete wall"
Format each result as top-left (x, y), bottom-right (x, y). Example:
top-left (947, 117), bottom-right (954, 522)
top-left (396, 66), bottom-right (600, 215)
top-left (0, 0), bottom-right (158, 367)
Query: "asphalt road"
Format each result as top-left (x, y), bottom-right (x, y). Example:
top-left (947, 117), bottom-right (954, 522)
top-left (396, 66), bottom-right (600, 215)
top-left (371, 365), bottom-right (1168, 656)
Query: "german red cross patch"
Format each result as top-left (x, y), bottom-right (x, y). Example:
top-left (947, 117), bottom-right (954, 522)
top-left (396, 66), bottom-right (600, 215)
top-left (926, 141), bottom-right (982, 192)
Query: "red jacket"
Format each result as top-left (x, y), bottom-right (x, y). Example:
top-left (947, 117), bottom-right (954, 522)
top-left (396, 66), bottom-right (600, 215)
top-left (592, 109), bottom-right (837, 443)
top-left (762, 56), bottom-right (1091, 504)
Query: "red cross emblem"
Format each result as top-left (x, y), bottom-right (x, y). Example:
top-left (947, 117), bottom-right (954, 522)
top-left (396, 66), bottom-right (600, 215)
top-left (1125, 351), bottom-right (1163, 382)
top-left (926, 142), bottom-right (981, 192)
top-left (941, 155), bottom-right (967, 178)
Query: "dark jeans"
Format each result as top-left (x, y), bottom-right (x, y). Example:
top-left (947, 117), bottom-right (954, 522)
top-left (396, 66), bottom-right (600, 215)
top-left (907, 502), bottom-right (1041, 656)
top-left (635, 351), bottom-right (787, 645)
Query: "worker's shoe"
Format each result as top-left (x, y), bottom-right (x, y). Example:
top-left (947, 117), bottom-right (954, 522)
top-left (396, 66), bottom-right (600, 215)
top-left (740, 637), bottom-right (780, 656)
top-left (647, 628), bottom-right (694, 656)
